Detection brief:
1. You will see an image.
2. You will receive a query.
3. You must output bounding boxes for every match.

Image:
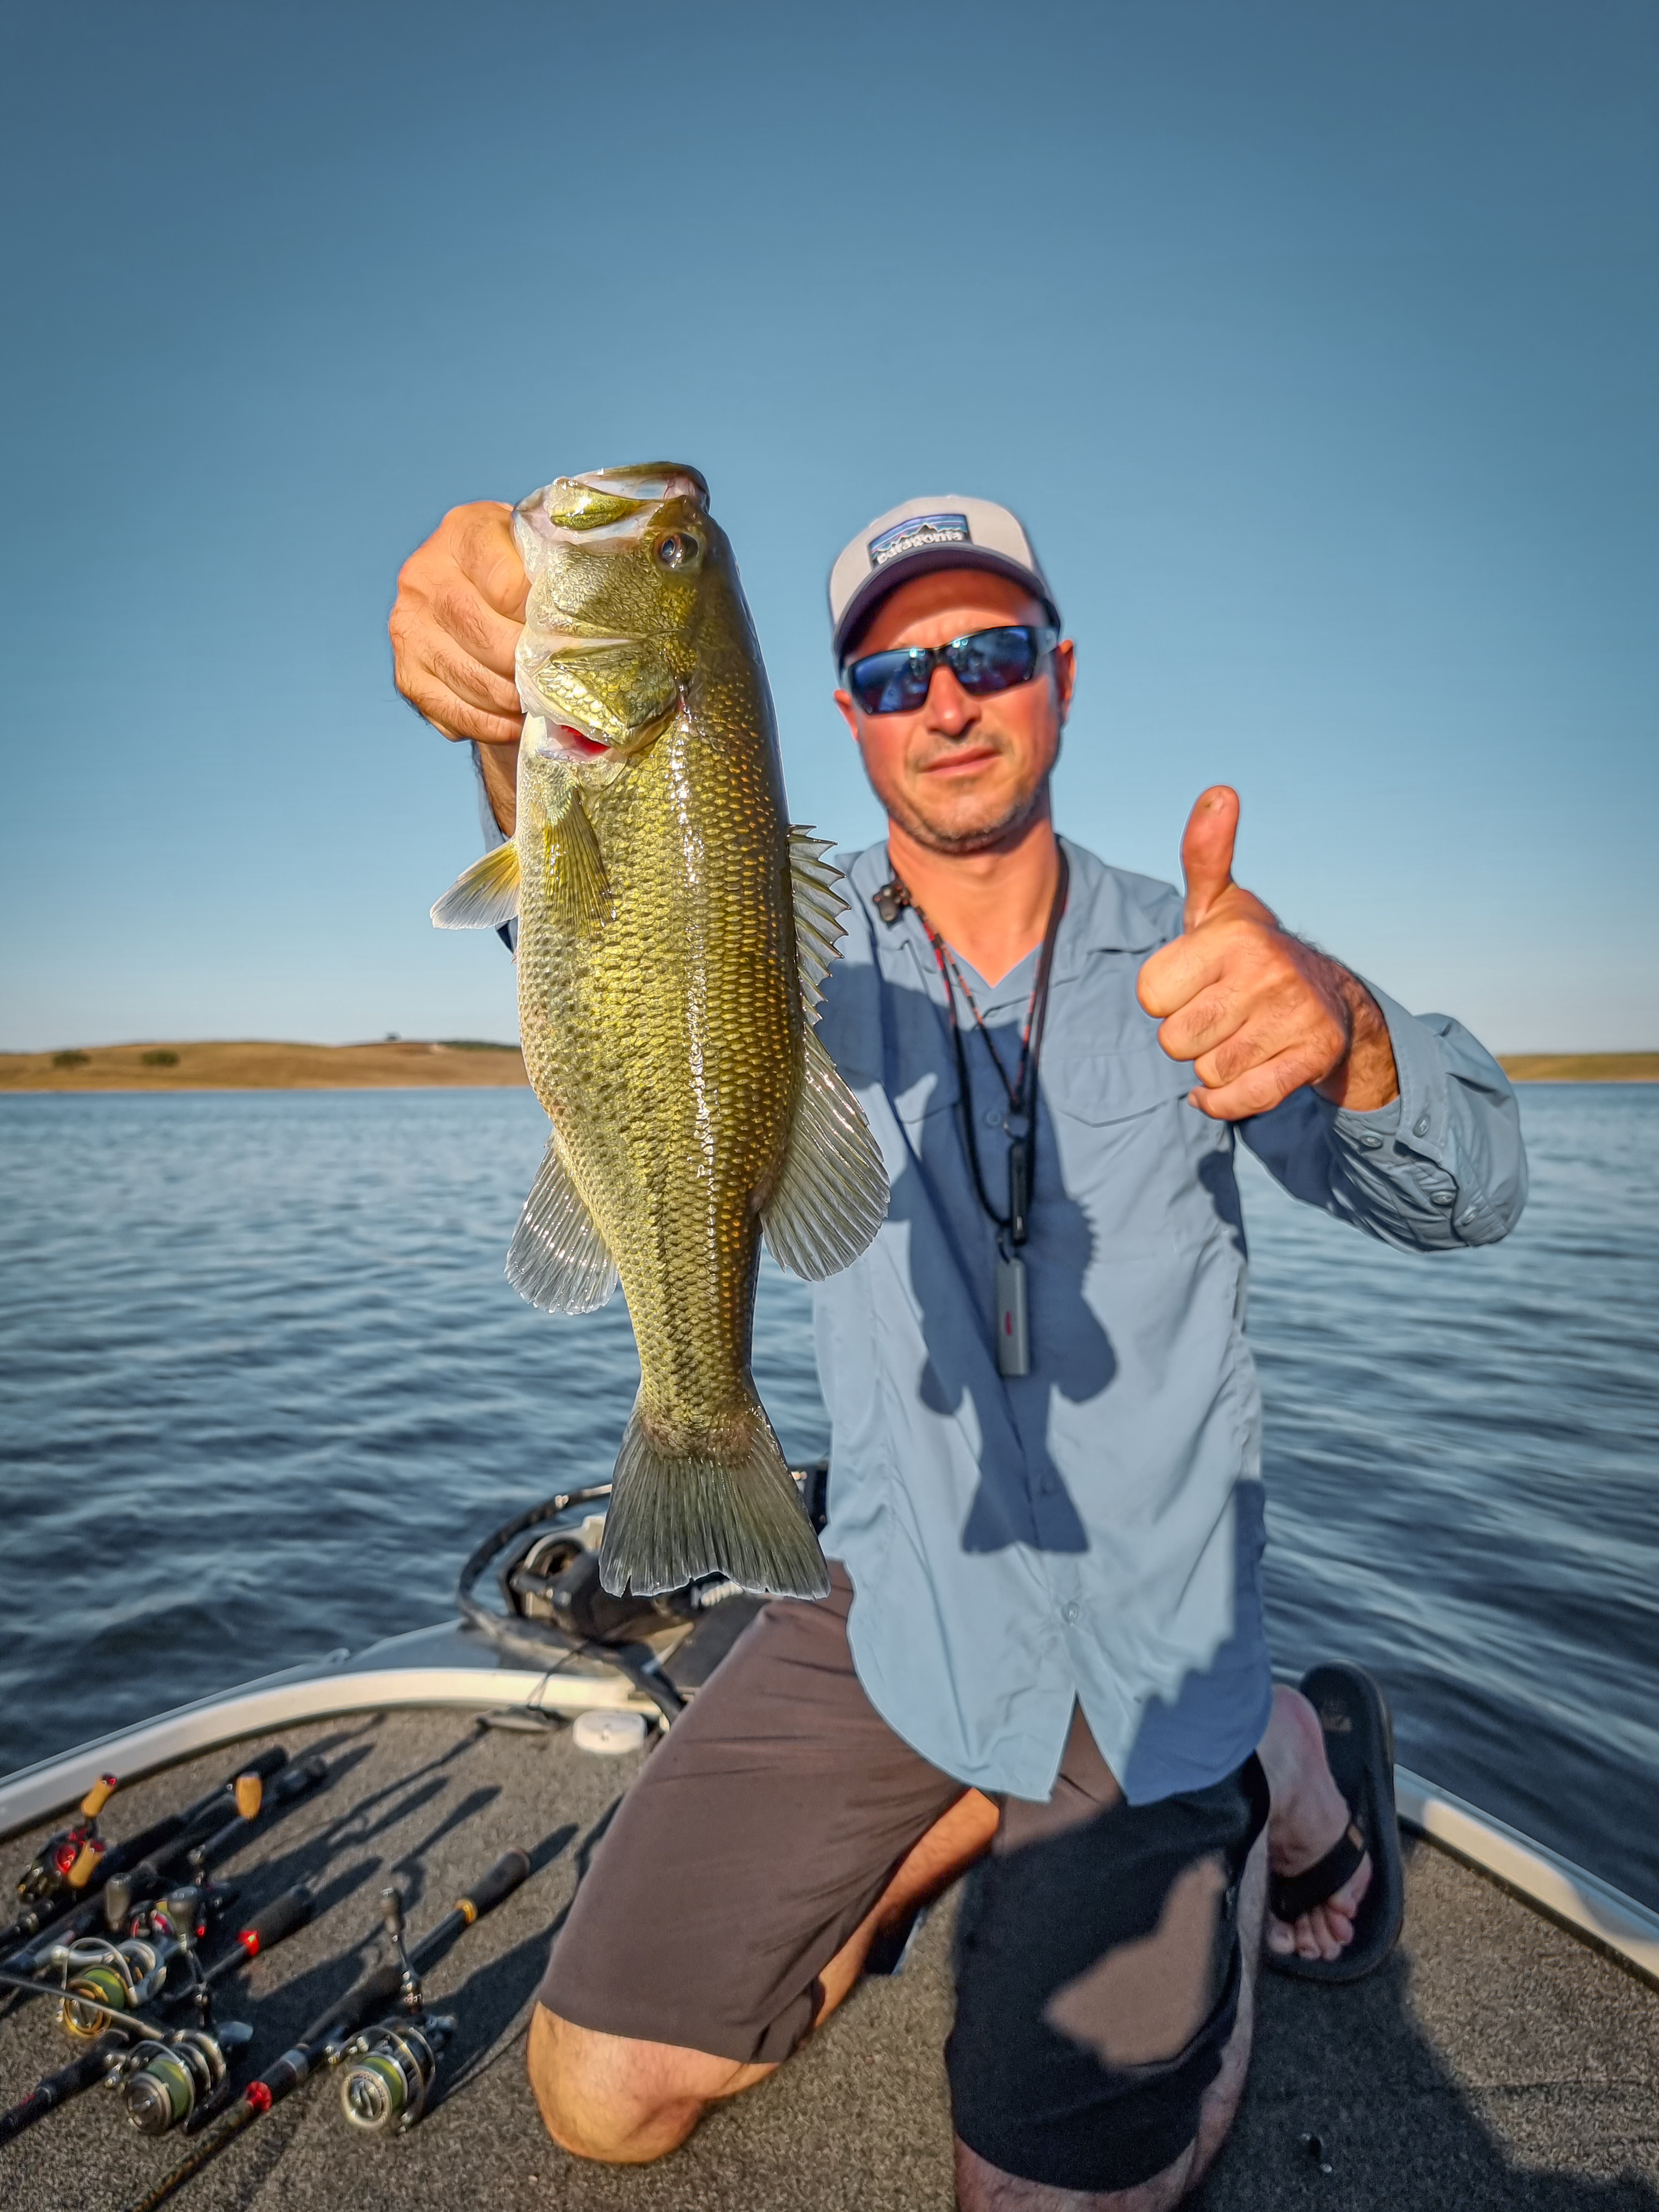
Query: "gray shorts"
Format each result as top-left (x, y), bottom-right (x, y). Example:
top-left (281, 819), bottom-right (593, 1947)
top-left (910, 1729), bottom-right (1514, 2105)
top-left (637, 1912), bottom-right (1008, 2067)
top-left (537, 1564), bottom-right (1266, 2192)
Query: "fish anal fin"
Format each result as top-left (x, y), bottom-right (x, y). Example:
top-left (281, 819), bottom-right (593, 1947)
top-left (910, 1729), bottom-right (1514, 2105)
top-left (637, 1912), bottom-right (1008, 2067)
top-left (599, 1388), bottom-right (830, 1600)
top-left (762, 1026), bottom-right (889, 1281)
top-left (506, 1137), bottom-right (619, 1314)
top-left (432, 839), bottom-right (521, 930)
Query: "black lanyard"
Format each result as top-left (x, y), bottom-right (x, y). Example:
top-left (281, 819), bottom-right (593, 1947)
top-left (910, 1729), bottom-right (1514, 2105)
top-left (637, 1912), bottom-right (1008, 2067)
top-left (877, 848), bottom-right (1070, 1256)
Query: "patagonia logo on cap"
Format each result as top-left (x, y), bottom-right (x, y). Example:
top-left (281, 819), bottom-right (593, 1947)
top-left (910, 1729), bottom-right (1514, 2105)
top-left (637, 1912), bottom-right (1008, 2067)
top-left (868, 512), bottom-right (971, 568)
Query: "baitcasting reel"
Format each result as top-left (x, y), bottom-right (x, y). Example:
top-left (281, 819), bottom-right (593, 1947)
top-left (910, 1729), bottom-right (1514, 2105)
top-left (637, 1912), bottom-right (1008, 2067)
top-left (109, 2022), bottom-right (253, 2135)
top-left (13, 1775), bottom-right (117, 1907)
top-left (335, 2014), bottom-right (455, 2135)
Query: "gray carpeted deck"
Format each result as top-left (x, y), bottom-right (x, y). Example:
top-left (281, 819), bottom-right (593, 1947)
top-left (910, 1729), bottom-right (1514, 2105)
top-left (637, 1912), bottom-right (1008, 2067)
top-left (3, 1708), bottom-right (1656, 2211)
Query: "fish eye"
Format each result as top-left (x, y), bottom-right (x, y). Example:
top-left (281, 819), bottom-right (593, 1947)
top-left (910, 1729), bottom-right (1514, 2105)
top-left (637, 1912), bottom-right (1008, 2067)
top-left (655, 532), bottom-right (699, 570)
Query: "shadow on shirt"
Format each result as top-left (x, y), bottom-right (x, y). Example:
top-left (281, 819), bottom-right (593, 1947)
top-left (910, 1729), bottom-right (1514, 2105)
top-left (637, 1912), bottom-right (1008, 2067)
top-left (834, 952), bottom-right (1248, 1560)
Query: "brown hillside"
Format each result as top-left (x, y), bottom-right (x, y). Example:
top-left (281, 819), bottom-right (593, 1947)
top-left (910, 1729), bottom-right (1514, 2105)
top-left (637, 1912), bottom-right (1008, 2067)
top-left (0, 1040), bottom-right (528, 1092)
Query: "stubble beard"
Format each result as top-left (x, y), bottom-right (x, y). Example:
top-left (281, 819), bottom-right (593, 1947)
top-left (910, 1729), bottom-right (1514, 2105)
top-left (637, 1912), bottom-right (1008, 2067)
top-left (885, 763), bottom-right (1054, 858)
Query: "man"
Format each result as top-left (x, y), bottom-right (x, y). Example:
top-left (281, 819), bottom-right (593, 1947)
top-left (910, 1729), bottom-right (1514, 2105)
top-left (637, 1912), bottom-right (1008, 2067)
top-left (390, 487), bottom-right (1526, 2207)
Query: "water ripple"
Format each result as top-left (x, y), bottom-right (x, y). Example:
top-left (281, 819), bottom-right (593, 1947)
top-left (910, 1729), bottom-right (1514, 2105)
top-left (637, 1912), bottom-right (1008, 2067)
top-left (1, 1085), bottom-right (1654, 1910)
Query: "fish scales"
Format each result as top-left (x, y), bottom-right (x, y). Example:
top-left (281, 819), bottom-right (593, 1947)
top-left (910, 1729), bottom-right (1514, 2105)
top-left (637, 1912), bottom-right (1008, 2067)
top-left (434, 463), bottom-right (888, 1600)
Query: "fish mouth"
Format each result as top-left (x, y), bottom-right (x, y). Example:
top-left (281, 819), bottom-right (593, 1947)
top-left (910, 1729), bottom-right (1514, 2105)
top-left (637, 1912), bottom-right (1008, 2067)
top-left (526, 713), bottom-right (612, 762)
top-left (518, 462), bottom-right (709, 547)
top-left (524, 707), bottom-right (678, 763)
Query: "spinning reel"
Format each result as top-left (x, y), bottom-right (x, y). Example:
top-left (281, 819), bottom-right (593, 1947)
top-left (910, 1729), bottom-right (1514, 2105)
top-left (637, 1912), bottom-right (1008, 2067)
top-left (109, 2021), bottom-right (255, 2135)
top-left (336, 2015), bottom-right (454, 2135)
top-left (48, 1881), bottom-right (221, 2039)
top-left (54, 1932), bottom-right (172, 2039)
top-left (330, 1886), bottom-right (455, 2138)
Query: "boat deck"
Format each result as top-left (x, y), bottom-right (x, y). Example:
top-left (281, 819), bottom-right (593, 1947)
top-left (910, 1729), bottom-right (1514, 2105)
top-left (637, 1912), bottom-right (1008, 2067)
top-left (3, 1704), bottom-right (1657, 2212)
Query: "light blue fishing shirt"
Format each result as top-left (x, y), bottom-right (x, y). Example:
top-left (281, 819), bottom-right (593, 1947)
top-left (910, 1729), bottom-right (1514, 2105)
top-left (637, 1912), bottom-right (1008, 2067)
top-left (810, 838), bottom-right (1527, 1804)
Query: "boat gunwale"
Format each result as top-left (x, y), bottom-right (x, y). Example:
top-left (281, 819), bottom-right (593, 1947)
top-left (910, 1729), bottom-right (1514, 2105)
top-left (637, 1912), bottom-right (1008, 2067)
top-left (3, 1631), bottom-right (1656, 1995)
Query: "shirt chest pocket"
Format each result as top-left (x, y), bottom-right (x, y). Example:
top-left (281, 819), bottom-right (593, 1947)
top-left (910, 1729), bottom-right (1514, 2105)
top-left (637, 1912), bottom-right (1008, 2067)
top-left (1039, 1047), bottom-right (1200, 1259)
top-left (1040, 1047), bottom-right (1192, 1128)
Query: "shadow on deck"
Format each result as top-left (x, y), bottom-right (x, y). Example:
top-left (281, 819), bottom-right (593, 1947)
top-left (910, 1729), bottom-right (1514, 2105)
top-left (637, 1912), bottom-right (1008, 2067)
top-left (1, 1713), bottom-right (1654, 2211)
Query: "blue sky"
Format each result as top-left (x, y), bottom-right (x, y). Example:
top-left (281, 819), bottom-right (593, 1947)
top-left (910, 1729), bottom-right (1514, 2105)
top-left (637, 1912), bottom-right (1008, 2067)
top-left (2, 0), bottom-right (1653, 1052)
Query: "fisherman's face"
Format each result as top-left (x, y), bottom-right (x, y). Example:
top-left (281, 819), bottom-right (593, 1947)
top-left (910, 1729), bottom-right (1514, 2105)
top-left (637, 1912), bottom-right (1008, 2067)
top-left (834, 569), bottom-right (1075, 856)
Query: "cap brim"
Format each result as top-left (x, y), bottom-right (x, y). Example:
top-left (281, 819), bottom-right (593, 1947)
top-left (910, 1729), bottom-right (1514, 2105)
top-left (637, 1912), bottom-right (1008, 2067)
top-left (832, 546), bottom-right (1061, 665)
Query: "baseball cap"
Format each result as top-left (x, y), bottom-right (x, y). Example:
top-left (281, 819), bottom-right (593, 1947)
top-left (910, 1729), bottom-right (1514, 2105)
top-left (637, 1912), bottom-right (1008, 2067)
top-left (828, 493), bottom-right (1060, 666)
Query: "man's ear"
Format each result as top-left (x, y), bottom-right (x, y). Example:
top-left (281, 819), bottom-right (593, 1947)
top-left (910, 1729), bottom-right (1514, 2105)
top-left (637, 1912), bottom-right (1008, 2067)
top-left (1052, 638), bottom-right (1077, 720)
top-left (833, 687), bottom-right (862, 743)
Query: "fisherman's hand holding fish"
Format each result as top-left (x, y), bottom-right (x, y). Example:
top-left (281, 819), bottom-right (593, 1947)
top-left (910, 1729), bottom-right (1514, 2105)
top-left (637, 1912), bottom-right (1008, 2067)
top-left (432, 466), bottom-right (889, 1603)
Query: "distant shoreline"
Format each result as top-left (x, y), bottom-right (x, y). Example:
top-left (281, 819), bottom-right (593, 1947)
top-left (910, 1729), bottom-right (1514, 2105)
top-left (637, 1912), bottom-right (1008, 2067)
top-left (2, 1041), bottom-right (1656, 1094)
top-left (0, 1040), bottom-right (528, 1092)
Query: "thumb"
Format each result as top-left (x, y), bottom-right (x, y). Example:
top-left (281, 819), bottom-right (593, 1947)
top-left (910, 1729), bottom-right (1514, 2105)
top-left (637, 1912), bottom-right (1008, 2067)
top-left (1180, 785), bottom-right (1239, 931)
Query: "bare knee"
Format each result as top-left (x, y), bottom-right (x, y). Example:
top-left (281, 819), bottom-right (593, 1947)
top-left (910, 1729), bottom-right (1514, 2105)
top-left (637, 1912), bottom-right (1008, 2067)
top-left (527, 2002), bottom-right (761, 2165)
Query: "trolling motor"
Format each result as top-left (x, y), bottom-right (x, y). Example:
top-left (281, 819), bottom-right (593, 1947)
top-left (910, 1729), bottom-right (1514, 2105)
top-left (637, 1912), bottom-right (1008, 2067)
top-left (457, 1464), bottom-right (831, 1718)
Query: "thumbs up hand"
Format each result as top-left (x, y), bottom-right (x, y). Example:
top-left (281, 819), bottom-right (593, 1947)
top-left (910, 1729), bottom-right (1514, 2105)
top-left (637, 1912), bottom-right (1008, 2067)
top-left (1136, 787), bottom-right (1399, 1120)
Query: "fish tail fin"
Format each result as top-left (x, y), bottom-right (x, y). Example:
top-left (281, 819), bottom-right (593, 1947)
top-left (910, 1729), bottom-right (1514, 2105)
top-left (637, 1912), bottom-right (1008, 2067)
top-left (599, 1390), bottom-right (830, 1603)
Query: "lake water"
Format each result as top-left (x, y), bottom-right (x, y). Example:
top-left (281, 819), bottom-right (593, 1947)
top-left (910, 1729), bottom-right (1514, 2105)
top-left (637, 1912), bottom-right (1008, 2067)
top-left (1, 1085), bottom-right (1655, 1911)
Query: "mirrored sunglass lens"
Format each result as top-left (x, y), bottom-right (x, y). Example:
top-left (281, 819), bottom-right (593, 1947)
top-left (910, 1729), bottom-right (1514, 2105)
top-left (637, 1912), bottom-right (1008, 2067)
top-left (948, 627), bottom-right (1037, 695)
top-left (853, 649), bottom-right (932, 713)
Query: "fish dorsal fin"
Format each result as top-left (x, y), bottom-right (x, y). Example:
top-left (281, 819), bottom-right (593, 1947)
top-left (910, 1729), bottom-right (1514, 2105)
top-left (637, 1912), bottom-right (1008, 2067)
top-left (431, 839), bottom-right (521, 930)
top-left (788, 826), bottom-right (847, 1021)
top-left (539, 775), bottom-right (611, 924)
top-left (506, 1137), bottom-right (620, 1313)
top-left (762, 1026), bottom-right (889, 1280)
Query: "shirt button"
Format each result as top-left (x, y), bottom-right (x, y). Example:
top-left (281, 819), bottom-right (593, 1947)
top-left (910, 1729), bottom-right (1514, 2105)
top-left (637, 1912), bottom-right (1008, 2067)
top-left (1413, 1111), bottom-right (1431, 1137)
top-left (984, 1108), bottom-right (1003, 1128)
top-left (1061, 1600), bottom-right (1080, 1626)
top-left (1433, 1190), bottom-right (1455, 1207)
top-left (1358, 1133), bottom-right (1384, 1150)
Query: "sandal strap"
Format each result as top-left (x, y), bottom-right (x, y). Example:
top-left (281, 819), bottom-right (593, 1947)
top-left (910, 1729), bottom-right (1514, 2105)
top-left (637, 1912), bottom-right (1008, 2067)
top-left (1270, 1819), bottom-right (1367, 1924)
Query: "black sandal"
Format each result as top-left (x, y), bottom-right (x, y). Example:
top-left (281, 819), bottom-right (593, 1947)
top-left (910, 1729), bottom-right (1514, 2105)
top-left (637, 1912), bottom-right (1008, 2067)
top-left (1266, 1662), bottom-right (1405, 1984)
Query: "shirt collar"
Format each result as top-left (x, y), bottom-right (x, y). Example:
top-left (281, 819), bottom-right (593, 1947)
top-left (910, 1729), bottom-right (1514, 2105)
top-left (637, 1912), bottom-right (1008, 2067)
top-left (846, 836), bottom-right (1178, 993)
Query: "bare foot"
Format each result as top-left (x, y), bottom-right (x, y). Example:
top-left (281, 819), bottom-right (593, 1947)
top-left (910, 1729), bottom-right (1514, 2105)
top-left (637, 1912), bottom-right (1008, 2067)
top-left (1256, 1685), bottom-right (1372, 1964)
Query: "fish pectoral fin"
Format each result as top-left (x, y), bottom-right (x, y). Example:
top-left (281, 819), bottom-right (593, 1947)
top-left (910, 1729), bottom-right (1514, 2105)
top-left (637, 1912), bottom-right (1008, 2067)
top-left (762, 1026), bottom-right (890, 1280)
top-left (431, 839), bottom-right (521, 930)
top-left (506, 1138), bottom-right (619, 1313)
top-left (788, 826), bottom-right (848, 1020)
top-left (543, 784), bottom-right (610, 924)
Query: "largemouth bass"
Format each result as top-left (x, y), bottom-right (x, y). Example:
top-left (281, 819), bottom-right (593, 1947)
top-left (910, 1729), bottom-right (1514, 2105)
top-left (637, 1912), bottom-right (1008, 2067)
top-left (433, 464), bottom-right (888, 1601)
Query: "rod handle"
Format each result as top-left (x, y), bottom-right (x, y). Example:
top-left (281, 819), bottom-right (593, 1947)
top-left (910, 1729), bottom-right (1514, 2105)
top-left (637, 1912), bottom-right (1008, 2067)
top-left (233, 1884), bottom-right (314, 1961)
top-left (80, 1774), bottom-right (119, 1821)
top-left (67, 1840), bottom-right (107, 1890)
top-left (298, 1960), bottom-right (403, 2049)
top-left (454, 1847), bottom-right (531, 1924)
top-left (266, 1753), bottom-right (328, 1806)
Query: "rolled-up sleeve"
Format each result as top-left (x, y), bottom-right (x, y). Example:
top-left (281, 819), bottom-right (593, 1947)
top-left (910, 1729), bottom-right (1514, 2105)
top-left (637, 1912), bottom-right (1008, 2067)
top-left (1239, 984), bottom-right (1527, 1252)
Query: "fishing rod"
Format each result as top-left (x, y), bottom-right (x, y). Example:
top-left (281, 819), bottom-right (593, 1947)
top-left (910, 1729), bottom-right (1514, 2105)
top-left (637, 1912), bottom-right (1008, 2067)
top-left (1, 1746), bottom-right (293, 1966)
top-left (0, 1886), bottom-right (314, 2147)
top-left (122, 1847), bottom-right (530, 2211)
top-left (2, 1755), bottom-right (326, 2014)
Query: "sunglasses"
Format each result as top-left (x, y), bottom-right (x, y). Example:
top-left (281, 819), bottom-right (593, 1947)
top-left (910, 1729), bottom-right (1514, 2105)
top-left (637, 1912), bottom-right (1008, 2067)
top-left (842, 624), bottom-right (1060, 717)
